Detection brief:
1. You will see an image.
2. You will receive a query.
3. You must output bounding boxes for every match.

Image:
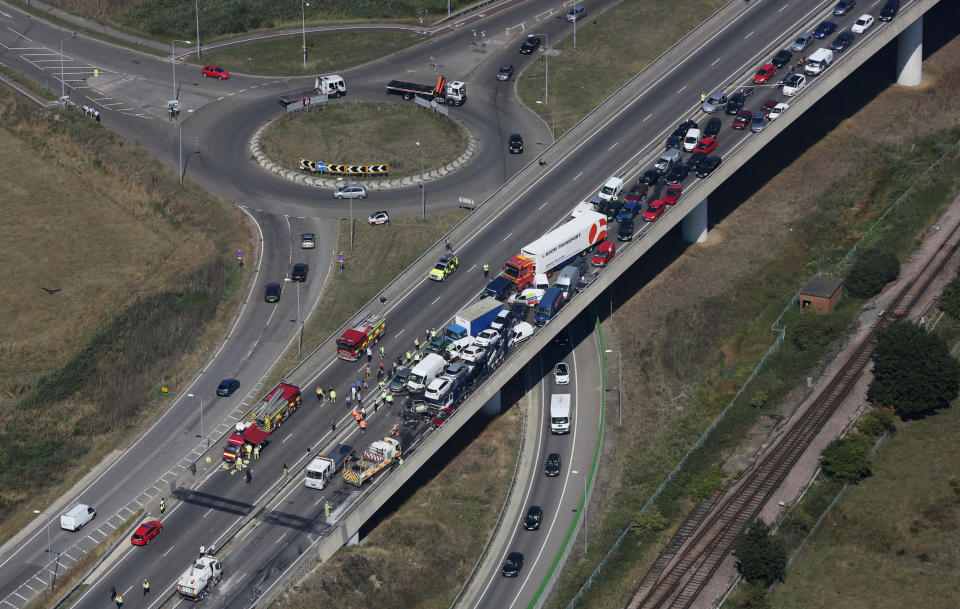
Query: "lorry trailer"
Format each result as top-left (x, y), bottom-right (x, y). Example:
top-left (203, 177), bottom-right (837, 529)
top-left (504, 212), bottom-right (607, 290)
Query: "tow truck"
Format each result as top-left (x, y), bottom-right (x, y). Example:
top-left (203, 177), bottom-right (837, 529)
top-left (385, 75), bottom-right (466, 105)
top-left (342, 437), bottom-right (401, 486)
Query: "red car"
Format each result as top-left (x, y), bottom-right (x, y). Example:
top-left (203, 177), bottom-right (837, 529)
top-left (202, 65), bottom-right (230, 80)
top-left (692, 136), bottom-right (718, 155)
top-left (752, 63), bottom-right (777, 84)
top-left (643, 199), bottom-right (666, 222)
top-left (760, 99), bottom-right (777, 115)
top-left (663, 185), bottom-right (683, 205)
top-left (591, 241), bottom-right (616, 266)
top-left (624, 183), bottom-right (649, 203)
top-left (131, 520), bottom-right (163, 546)
top-left (732, 110), bottom-right (752, 129)
top-left (433, 406), bottom-right (454, 428)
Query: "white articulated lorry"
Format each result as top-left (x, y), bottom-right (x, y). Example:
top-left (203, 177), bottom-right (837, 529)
top-left (503, 211), bottom-right (608, 291)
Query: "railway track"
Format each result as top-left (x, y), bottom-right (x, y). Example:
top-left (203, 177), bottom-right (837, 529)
top-left (627, 220), bottom-right (960, 609)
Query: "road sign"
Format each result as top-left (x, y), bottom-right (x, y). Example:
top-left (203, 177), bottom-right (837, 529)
top-left (338, 252), bottom-right (345, 263)
top-left (236, 250), bottom-right (243, 259)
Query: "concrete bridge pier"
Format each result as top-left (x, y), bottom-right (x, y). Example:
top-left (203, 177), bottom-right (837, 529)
top-left (682, 198), bottom-right (708, 244)
top-left (481, 390), bottom-right (502, 415)
top-left (897, 16), bottom-right (923, 86)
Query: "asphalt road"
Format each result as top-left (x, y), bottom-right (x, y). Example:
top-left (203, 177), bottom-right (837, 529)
top-left (0, 0), bottom-right (936, 606)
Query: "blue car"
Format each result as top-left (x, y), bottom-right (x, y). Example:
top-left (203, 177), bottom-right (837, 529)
top-left (216, 379), bottom-right (240, 397)
top-left (617, 201), bottom-right (641, 223)
top-left (813, 21), bottom-right (838, 39)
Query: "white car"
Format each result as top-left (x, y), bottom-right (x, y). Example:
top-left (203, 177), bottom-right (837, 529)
top-left (782, 74), bottom-right (806, 97)
top-left (368, 210), bottom-right (389, 225)
top-left (300, 233), bottom-right (316, 249)
top-left (474, 328), bottom-right (501, 348)
top-left (767, 102), bottom-right (789, 121)
top-left (851, 14), bottom-right (874, 33)
top-left (512, 288), bottom-right (545, 307)
top-left (334, 183), bottom-right (367, 199)
top-left (554, 362), bottom-right (570, 385)
top-left (682, 128), bottom-right (701, 152)
top-left (460, 344), bottom-right (486, 363)
top-left (446, 336), bottom-right (475, 359)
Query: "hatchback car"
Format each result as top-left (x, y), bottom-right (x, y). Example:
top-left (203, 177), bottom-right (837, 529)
top-left (704, 117), bottom-right (722, 138)
top-left (520, 35), bottom-right (541, 54)
top-left (566, 5), bottom-right (586, 21)
top-left (692, 136), bottom-right (718, 155)
top-left (502, 552), bottom-right (525, 577)
top-left (264, 282), bottom-right (282, 303)
top-left (750, 112), bottom-right (767, 133)
top-left (524, 506), bottom-right (544, 530)
top-left (791, 32), bottom-right (814, 52)
top-left (814, 21), bottom-right (838, 39)
top-left (782, 74), bottom-right (806, 96)
top-left (643, 199), bottom-right (666, 222)
top-left (545, 453), bottom-right (561, 477)
top-left (725, 93), bottom-right (746, 115)
top-left (768, 102), bottom-right (789, 121)
top-left (291, 263), bottom-right (309, 282)
top-left (686, 151), bottom-right (707, 170)
top-left (300, 233), bottom-right (316, 249)
top-left (682, 128), bottom-right (701, 152)
top-left (665, 134), bottom-right (682, 150)
top-left (617, 201), bottom-right (641, 222)
top-left (554, 362), bottom-right (570, 384)
top-left (617, 217), bottom-right (635, 241)
top-left (576, 270), bottom-right (598, 292)
top-left (368, 210), bottom-right (390, 225)
top-left (333, 184), bottom-right (367, 199)
top-left (663, 185), bottom-right (683, 205)
top-left (831, 30), bottom-right (855, 52)
top-left (879, 0), bottom-right (899, 21)
top-left (624, 183), bottom-right (649, 203)
top-left (202, 65), bottom-right (230, 79)
top-left (771, 49), bottom-right (793, 69)
top-left (752, 64), bottom-right (777, 84)
top-left (641, 170), bottom-right (661, 186)
top-left (732, 109), bottom-right (752, 129)
top-left (460, 344), bottom-right (486, 363)
top-left (508, 133), bottom-right (523, 154)
top-left (696, 156), bottom-right (722, 178)
top-left (389, 367), bottom-right (412, 393)
top-left (833, 0), bottom-right (856, 16)
top-left (428, 253), bottom-right (459, 281)
top-left (591, 241), bottom-right (615, 266)
top-left (130, 521), bottom-right (163, 546)
top-left (851, 14), bottom-right (874, 33)
top-left (760, 99), bottom-right (778, 115)
top-left (216, 379), bottom-right (240, 397)
top-left (701, 91), bottom-right (727, 113)
top-left (496, 63), bottom-right (515, 81)
top-left (665, 164), bottom-right (690, 184)
top-left (474, 328), bottom-right (501, 348)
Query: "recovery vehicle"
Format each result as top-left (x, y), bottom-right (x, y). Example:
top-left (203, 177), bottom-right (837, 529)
top-left (177, 555), bottom-right (222, 602)
top-left (386, 75), bottom-right (466, 105)
top-left (279, 75), bottom-right (347, 108)
top-left (342, 437), bottom-right (401, 487)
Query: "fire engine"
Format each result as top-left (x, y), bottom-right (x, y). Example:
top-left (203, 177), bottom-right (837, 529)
top-left (336, 312), bottom-right (386, 361)
top-left (222, 383), bottom-right (300, 463)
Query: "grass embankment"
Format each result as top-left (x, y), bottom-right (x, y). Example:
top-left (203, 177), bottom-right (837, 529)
top-left (31, 0), bottom-right (469, 41)
top-left (197, 31), bottom-right (422, 76)
top-left (259, 101), bottom-right (466, 176)
top-left (517, 0), bottom-right (725, 137)
top-left (0, 87), bottom-right (251, 542)
top-left (546, 17), bottom-right (960, 609)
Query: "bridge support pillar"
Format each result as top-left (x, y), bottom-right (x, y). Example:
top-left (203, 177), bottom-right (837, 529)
top-left (681, 198), bottom-right (708, 244)
top-left (346, 530), bottom-right (360, 546)
top-left (897, 16), bottom-right (923, 87)
top-left (481, 390), bottom-right (502, 415)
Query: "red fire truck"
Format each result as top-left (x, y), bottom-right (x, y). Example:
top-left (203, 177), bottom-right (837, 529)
top-left (223, 383), bottom-right (301, 462)
top-left (336, 313), bottom-right (386, 361)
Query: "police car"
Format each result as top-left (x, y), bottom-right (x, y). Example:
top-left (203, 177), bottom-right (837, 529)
top-left (428, 253), bottom-right (459, 281)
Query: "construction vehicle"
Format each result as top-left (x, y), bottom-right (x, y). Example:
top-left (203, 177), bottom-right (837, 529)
top-left (278, 75), bottom-right (347, 108)
top-left (503, 212), bottom-right (607, 290)
top-left (337, 312), bottom-right (386, 361)
top-left (342, 437), bottom-right (401, 487)
top-left (386, 75), bottom-right (466, 105)
top-left (304, 444), bottom-right (355, 489)
top-left (177, 555), bottom-right (222, 602)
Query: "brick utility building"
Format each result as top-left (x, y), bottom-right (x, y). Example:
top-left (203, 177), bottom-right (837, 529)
top-left (799, 276), bottom-right (843, 314)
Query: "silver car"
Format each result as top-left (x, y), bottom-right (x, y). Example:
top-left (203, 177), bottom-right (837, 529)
top-left (701, 91), bottom-right (727, 114)
top-left (334, 184), bottom-right (367, 199)
top-left (791, 32), bottom-right (814, 52)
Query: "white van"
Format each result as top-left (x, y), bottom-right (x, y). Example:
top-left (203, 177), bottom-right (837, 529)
top-left (406, 353), bottom-right (446, 393)
top-left (550, 394), bottom-right (572, 434)
top-left (596, 176), bottom-right (624, 202)
top-left (60, 504), bottom-right (96, 531)
top-left (555, 265), bottom-right (582, 301)
top-left (509, 322), bottom-right (534, 346)
top-left (804, 48), bottom-right (834, 76)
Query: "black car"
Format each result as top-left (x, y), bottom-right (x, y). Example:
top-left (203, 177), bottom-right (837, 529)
top-left (264, 282), bottom-right (281, 303)
top-left (831, 30), bottom-right (855, 52)
top-left (665, 164), bottom-right (690, 185)
top-left (879, 0), bottom-right (899, 21)
top-left (291, 263), bottom-right (308, 282)
top-left (402, 409), bottom-right (420, 429)
top-left (641, 169), bottom-right (660, 186)
top-left (686, 151), bottom-right (708, 170)
top-left (389, 367), bottom-right (411, 393)
top-left (545, 453), bottom-right (561, 477)
top-left (617, 217), bottom-right (635, 242)
top-left (813, 20), bottom-right (838, 39)
top-left (771, 49), bottom-right (793, 69)
top-left (496, 63), bottom-right (515, 81)
top-left (502, 552), bottom-right (524, 577)
top-left (677, 119), bottom-right (698, 137)
top-left (665, 134), bottom-right (682, 150)
top-left (216, 378), bottom-right (240, 397)
top-left (725, 93), bottom-right (745, 115)
top-left (508, 133), bottom-right (523, 154)
top-left (833, 0), bottom-right (856, 15)
top-left (519, 35), bottom-right (541, 54)
top-left (703, 117), bottom-right (722, 138)
top-left (576, 270), bottom-right (598, 292)
top-left (601, 198), bottom-right (624, 221)
top-left (697, 156), bottom-right (722, 178)
top-left (524, 506), bottom-right (544, 531)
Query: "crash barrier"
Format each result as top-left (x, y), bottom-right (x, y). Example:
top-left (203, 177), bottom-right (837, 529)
top-left (298, 158), bottom-right (390, 175)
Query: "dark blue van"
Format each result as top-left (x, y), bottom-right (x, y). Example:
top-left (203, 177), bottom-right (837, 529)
top-left (484, 275), bottom-right (513, 301)
top-left (534, 287), bottom-right (565, 326)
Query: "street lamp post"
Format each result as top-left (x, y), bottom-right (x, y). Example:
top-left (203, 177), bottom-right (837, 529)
top-left (605, 349), bottom-right (622, 427)
top-left (416, 141), bottom-right (425, 219)
top-left (187, 393), bottom-right (205, 447)
top-left (195, 0), bottom-right (201, 58)
top-left (58, 34), bottom-right (76, 105)
top-left (534, 33), bottom-right (548, 104)
top-left (171, 39), bottom-right (192, 100)
top-left (301, 1), bottom-right (310, 68)
top-left (32, 510), bottom-right (52, 588)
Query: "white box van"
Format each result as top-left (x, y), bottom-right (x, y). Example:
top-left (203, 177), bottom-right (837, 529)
top-left (596, 176), bottom-right (624, 202)
top-left (60, 504), bottom-right (96, 531)
top-left (509, 322), bottom-right (534, 346)
top-left (550, 394), bottom-right (572, 434)
top-left (804, 48), bottom-right (834, 76)
top-left (406, 353), bottom-right (446, 393)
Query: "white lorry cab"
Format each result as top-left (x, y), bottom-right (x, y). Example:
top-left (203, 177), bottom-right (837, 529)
top-left (60, 504), bottom-right (96, 531)
top-left (177, 556), bottom-right (222, 602)
top-left (550, 394), bottom-right (572, 434)
top-left (304, 444), bottom-right (354, 489)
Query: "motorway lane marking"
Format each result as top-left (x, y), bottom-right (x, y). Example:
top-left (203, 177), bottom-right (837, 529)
top-left (745, 30), bottom-right (754, 38)
top-left (203, 507), bottom-right (215, 517)
top-left (394, 329), bottom-right (405, 339)
top-left (468, 264), bottom-right (476, 272)
top-left (778, 4), bottom-right (789, 11)
top-left (282, 432), bottom-right (293, 443)
top-left (711, 57), bottom-right (721, 66)
top-left (161, 546), bottom-right (175, 558)
top-left (431, 295), bottom-right (442, 305)
top-left (643, 113), bottom-right (652, 121)
top-left (573, 171), bottom-right (583, 180)
top-left (537, 200), bottom-right (549, 211)
top-left (501, 232), bottom-right (512, 242)
top-left (608, 142), bottom-right (618, 151)
top-left (676, 85), bottom-right (686, 93)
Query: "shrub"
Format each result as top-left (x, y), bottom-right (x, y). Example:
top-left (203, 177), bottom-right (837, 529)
top-left (845, 247), bottom-right (899, 298)
top-left (733, 520), bottom-right (787, 585)
top-left (684, 465), bottom-right (727, 500)
top-left (791, 312), bottom-right (841, 351)
top-left (631, 509), bottom-right (669, 534)
top-left (938, 269), bottom-right (960, 319)
top-left (857, 408), bottom-right (896, 437)
top-left (820, 433), bottom-right (873, 482)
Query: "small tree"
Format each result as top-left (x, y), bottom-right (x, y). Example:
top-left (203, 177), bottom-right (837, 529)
top-left (820, 433), bottom-right (873, 482)
top-left (845, 247), bottom-right (899, 298)
top-left (868, 323), bottom-right (960, 419)
top-left (939, 270), bottom-right (960, 319)
top-left (632, 509), bottom-right (668, 534)
top-left (733, 520), bottom-right (787, 585)
top-left (857, 408), bottom-right (896, 437)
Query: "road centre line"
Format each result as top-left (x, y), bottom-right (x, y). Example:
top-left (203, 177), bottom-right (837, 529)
top-left (501, 232), bottom-right (512, 242)
top-left (538, 200), bottom-right (550, 210)
top-left (643, 113), bottom-right (652, 121)
top-left (431, 295), bottom-right (442, 305)
top-left (394, 329), bottom-right (405, 339)
top-left (573, 171), bottom-right (583, 180)
top-left (608, 142), bottom-right (618, 151)
top-left (202, 507), bottom-right (214, 517)
top-left (282, 432), bottom-right (293, 443)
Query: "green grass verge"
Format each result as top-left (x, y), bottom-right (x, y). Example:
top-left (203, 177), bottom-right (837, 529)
top-left (259, 100), bottom-right (466, 176)
top-left (517, 0), bottom-right (725, 137)
top-left (196, 30), bottom-right (421, 76)
top-left (0, 63), bottom-right (56, 99)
